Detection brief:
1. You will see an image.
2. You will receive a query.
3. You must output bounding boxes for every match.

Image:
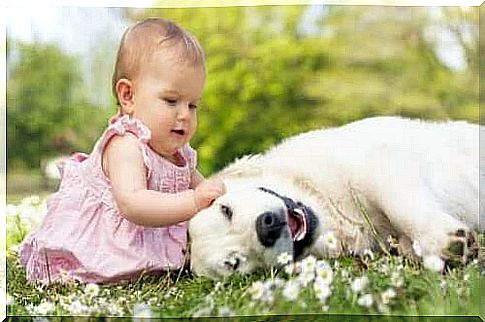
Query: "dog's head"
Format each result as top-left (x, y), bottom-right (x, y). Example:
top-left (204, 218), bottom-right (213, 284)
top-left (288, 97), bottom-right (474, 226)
top-left (189, 179), bottom-right (319, 278)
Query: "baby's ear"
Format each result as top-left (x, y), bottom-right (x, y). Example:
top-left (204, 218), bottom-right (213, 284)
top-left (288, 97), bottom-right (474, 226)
top-left (115, 78), bottom-right (135, 115)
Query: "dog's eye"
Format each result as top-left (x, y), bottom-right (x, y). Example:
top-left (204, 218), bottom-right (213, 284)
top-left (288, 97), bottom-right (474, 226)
top-left (220, 204), bottom-right (233, 220)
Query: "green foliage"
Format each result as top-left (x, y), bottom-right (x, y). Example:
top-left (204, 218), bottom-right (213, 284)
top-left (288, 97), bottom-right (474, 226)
top-left (6, 250), bottom-right (484, 317)
top-left (7, 41), bottom-right (110, 170)
top-left (7, 6), bottom-right (479, 176)
top-left (137, 7), bottom-right (332, 173)
top-left (311, 7), bottom-right (478, 123)
top-left (138, 6), bottom-right (478, 174)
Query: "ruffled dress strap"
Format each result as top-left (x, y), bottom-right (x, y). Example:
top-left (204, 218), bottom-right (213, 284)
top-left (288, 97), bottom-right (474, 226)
top-left (181, 144), bottom-right (197, 173)
top-left (91, 115), bottom-right (153, 179)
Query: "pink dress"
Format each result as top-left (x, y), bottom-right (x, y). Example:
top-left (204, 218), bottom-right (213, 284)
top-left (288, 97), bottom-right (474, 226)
top-left (20, 115), bottom-right (196, 284)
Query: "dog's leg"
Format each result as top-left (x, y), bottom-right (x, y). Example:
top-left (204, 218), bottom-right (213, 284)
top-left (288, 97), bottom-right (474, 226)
top-left (377, 190), bottom-right (479, 267)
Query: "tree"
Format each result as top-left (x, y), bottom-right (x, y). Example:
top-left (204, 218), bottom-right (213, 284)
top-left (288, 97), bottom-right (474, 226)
top-left (127, 6), bottom-right (479, 174)
top-left (309, 6), bottom-right (478, 122)
top-left (135, 6), bottom-right (331, 173)
top-left (7, 41), bottom-right (109, 169)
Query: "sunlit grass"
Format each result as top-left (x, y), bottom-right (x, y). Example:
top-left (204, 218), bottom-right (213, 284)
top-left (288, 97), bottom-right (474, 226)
top-left (5, 196), bottom-right (484, 318)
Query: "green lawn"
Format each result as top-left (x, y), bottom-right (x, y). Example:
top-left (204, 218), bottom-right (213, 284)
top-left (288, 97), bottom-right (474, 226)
top-left (5, 196), bottom-right (485, 320)
top-left (6, 250), bottom-right (484, 319)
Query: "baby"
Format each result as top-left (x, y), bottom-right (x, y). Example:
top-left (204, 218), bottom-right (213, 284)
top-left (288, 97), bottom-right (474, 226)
top-left (19, 18), bottom-right (225, 284)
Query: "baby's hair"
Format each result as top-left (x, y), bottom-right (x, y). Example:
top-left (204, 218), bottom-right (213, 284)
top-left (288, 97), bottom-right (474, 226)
top-left (112, 18), bottom-right (205, 106)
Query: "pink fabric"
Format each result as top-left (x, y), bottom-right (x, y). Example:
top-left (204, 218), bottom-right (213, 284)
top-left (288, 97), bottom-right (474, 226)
top-left (20, 115), bottom-right (196, 284)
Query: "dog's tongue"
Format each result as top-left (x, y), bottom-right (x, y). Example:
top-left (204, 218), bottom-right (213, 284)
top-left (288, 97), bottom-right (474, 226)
top-left (288, 208), bottom-right (307, 241)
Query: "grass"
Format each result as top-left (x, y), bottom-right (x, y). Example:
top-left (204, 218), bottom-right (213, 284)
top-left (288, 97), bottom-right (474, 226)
top-left (5, 196), bottom-right (485, 320)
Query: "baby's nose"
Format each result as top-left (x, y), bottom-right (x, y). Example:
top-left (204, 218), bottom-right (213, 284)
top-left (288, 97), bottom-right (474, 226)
top-left (176, 104), bottom-right (191, 119)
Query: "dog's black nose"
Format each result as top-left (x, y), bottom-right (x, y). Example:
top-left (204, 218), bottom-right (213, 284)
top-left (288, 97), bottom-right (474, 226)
top-left (256, 211), bottom-right (285, 247)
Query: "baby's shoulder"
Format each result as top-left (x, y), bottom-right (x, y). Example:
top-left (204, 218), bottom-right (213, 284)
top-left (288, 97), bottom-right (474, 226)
top-left (95, 115), bottom-right (151, 158)
top-left (104, 132), bottom-right (140, 152)
top-left (102, 133), bottom-right (146, 172)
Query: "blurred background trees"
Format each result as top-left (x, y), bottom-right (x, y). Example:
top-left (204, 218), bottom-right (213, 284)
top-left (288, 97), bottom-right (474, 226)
top-left (7, 41), bottom-right (110, 169)
top-left (6, 5), bottom-right (479, 195)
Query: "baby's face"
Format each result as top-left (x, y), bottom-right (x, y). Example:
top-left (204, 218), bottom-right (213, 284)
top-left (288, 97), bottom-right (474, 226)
top-left (132, 49), bottom-right (205, 159)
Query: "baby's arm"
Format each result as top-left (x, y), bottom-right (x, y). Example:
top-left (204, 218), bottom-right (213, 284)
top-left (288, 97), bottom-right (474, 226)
top-left (190, 169), bottom-right (205, 188)
top-left (103, 134), bottom-right (211, 227)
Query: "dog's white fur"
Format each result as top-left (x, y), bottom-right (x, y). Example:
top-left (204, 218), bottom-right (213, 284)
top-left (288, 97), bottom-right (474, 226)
top-left (189, 116), bottom-right (482, 278)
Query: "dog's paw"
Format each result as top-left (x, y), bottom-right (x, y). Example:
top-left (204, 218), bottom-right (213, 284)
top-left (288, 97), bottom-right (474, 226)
top-left (441, 229), bottom-right (479, 268)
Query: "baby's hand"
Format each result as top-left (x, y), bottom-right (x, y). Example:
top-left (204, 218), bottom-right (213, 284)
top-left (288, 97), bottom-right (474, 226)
top-left (194, 178), bottom-right (226, 211)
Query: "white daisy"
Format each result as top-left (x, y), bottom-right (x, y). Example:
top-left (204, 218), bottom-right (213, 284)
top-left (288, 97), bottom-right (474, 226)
top-left (390, 271), bottom-right (404, 288)
top-left (277, 252), bottom-right (292, 266)
top-left (69, 300), bottom-right (88, 315)
top-left (313, 279), bottom-right (332, 303)
top-left (380, 288), bottom-right (396, 304)
top-left (6, 204), bottom-right (18, 217)
top-left (107, 303), bottom-right (124, 316)
top-left (298, 270), bottom-right (315, 287)
top-left (412, 241), bottom-right (423, 257)
top-left (192, 307), bottom-right (213, 318)
top-left (282, 280), bottom-right (301, 301)
top-left (248, 281), bottom-right (265, 301)
top-left (8, 244), bottom-right (19, 255)
top-left (423, 255), bottom-right (444, 272)
top-left (323, 231), bottom-right (338, 250)
top-left (35, 301), bottom-right (55, 315)
top-left (439, 280), bottom-right (447, 290)
top-left (32, 317), bottom-right (50, 322)
top-left (133, 302), bottom-right (152, 321)
top-left (22, 195), bottom-right (41, 205)
top-left (84, 283), bottom-right (100, 297)
top-left (269, 277), bottom-right (285, 289)
top-left (218, 306), bottom-right (234, 317)
top-left (26, 304), bottom-right (35, 315)
top-left (351, 276), bottom-right (368, 294)
top-left (301, 255), bottom-right (317, 274)
top-left (340, 268), bottom-right (350, 280)
top-left (357, 294), bottom-right (374, 308)
top-left (6, 293), bottom-right (14, 306)
top-left (315, 262), bottom-right (333, 285)
top-left (214, 281), bottom-right (224, 293)
top-left (260, 287), bottom-right (274, 303)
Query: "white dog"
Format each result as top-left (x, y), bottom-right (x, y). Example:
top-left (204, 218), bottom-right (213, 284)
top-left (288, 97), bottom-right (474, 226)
top-left (189, 116), bottom-right (482, 278)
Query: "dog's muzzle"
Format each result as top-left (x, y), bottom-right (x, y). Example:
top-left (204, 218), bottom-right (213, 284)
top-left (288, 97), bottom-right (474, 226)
top-left (256, 187), bottom-right (319, 259)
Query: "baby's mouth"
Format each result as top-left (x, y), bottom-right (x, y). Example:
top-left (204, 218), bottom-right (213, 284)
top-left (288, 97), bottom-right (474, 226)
top-left (171, 129), bottom-right (186, 136)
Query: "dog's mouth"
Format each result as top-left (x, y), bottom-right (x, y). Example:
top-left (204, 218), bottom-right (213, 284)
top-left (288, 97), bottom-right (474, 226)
top-left (288, 208), bottom-right (307, 242)
top-left (257, 186), bottom-right (319, 259)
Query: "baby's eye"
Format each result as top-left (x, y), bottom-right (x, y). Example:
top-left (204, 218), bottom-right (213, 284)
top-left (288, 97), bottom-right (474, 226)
top-left (164, 98), bottom-right (178, 106)
top-left (189, 103), bottom-right (198, 110)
